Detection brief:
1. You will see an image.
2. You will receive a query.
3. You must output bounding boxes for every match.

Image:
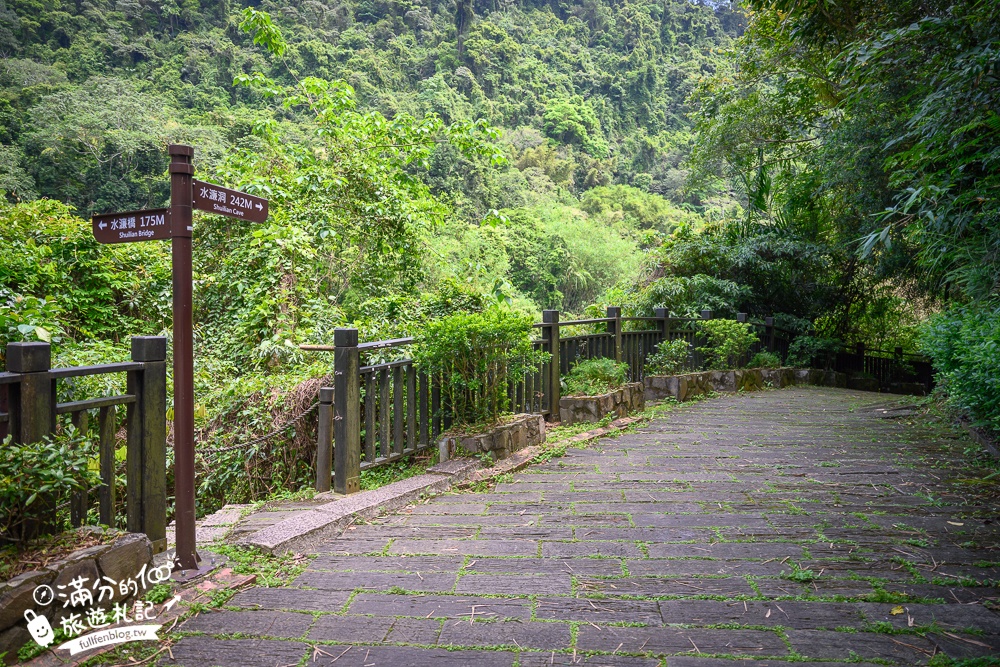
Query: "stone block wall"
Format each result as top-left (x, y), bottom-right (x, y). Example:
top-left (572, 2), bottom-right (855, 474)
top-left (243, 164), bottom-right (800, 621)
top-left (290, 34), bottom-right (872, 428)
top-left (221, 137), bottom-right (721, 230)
top-left (439, 413), bottom-right (546, 461)
top-left (0, 533), bottom-right (154, 663)
top-left (559, 382), bottom-right (644, 425)
top-left (644, 368), bottom-right (851, 403)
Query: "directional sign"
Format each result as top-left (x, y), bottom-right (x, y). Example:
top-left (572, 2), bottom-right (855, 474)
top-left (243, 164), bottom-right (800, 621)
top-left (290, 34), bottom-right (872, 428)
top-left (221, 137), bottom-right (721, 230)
top-left (92, 208), bottom-right (171, 244)
top-left (192, 179), bottom-right (268, 223)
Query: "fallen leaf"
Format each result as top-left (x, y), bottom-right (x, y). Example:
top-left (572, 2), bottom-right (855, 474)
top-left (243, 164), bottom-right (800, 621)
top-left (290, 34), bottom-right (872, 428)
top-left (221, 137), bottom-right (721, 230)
top-left (891, 605), bottom-right (905, 615)
top-left (947, 521), bottom-right (964, 526)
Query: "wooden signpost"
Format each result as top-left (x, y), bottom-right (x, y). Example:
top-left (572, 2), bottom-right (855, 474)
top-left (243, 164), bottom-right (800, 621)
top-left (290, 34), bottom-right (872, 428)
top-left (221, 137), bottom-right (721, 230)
top-left (91, 145), bottom-right (268, 571)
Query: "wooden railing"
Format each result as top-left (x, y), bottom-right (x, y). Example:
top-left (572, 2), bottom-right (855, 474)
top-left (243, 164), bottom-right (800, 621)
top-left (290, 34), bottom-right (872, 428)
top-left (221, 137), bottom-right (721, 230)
top-left (0, 338), bottom-right (167, 551)
top-left (310, 307), bottom-right (797, 494)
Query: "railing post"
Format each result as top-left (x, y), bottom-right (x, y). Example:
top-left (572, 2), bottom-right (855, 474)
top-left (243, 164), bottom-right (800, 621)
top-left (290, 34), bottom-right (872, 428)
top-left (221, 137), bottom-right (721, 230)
top-left (765, 316), bottom-right (775, 353)
top-left (856, 342), bottom-right (866, 357)
top-left (541, 310), bottom-right (560, 421)
top-left (736, 312), bottom-right (748, 323)
top-left (6, 342), bottom-right (53, 539)
top-left (129, 336), bottom-right (167, 552)
top-left (6, 342), bottom-right (53, 445)
top-left (316, 387), bottom-right (334, 492)
top-left (334, 328), bottom-right (361, 494)
top-left (654, 307), bottom-right (670, 346)
top-left (607, 306), bottom-right (623, 364)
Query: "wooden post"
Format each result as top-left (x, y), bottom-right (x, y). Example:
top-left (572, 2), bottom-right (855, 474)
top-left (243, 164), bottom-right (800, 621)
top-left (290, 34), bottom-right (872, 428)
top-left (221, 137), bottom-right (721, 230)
top-left (70, 410), bottom-right (89, 527)
top-left (316, 387), bottom-right (334, 492)
top-left (654, 307), bottom-right (670, 346)
top-left (541, 310), bottom-right (560, 421)
top-left (129, 336), bottom-right (167, 553)
top-left (765, 316), bottom-right (775, 353)
top-left (333, 328), bottom-right (360, 494)
top-left (607, 306), bottom-right (622, 364)
top-left (7, 343), bottom-right (54, 538)
top-left (6, 342), bottom-right (53, 445)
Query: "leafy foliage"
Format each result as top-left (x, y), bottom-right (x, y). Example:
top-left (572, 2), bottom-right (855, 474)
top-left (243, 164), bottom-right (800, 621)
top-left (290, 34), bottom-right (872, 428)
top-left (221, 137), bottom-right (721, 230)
top-left (562, 357), bottom-right (628, 397)
top-left (644, 338), bottom-right (690, 376)
top-left (0, 427), bottom-right (101, 542)
top-left (413, 307), bottom-right (547, 427)
top-left (921, 303), bottom-right (1000, 434)
top-left (696, 319), bottom-right (757, 370)
top-left (746, 351), bottom-right (780, 369)
top-left (786, 336), bottom-right (843, 370)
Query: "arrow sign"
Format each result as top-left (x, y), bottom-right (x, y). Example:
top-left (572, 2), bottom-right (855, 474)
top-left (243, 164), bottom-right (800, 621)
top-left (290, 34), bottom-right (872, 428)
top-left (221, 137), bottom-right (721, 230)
top-left (92, 208), bottom-right (171, 244)
top-left (192, 179), bottom-right (268, 223)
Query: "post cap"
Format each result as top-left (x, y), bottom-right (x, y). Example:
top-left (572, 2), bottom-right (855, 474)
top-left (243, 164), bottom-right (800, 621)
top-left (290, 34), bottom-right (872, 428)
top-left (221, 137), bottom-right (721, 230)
top-left (132, 336), bottom-right (167, 362)
top-left (168, 144), bottom-right (194, 156)
top-left (653, 308), bottom-right (669, 318)
top-left (606, 306), bottom-right (622, 318)
top-left (700, 310), bottom-right (713, 319)
top-left (764, 316), bottom-right (774, 326)
top-left (541, 310), bottom-right (560, 324)
top-left (736, 313), bottom-right (748, 323)
top-left (334, 328), bottom-right (359, 347)
top-left (319, 387), bottom-right (334, 403)
top-left (5, 342), bottom-right (51, 373)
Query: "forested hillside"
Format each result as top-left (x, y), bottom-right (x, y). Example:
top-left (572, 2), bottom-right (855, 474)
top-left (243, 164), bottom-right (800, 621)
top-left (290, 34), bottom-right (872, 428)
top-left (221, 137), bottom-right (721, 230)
top-left (2, 0), bottom-right (998, 511)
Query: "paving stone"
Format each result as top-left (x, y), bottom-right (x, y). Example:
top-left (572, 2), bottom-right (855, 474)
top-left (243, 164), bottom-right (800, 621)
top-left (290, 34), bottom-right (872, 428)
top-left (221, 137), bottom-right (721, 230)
top-left (534, 597), bottom-right (661, 624)
top-left (542, 541), bottom-right (645, 558)
top-left (925, 631), bottom-right (1000, 659)
top-left (520, 655), bottom-right (659, 666)
top-left (574, 527), bottom-right (707, 541)
top-left (293, 570), bottom-right (456, 592)
top-left (307, 555), bottom-right (465, 572)
top-left (882, 582), bottom-right (1000, 603)
top-left (314, 538), bottom-right (392, 554)
top-left (626, 559), bottom-right (787, 578)
top-left (163, 638), bottom-right (307, 667)
top-left (478, 526), bottom-right (574, 540)
top-left (859, 602), bottom-right (1000, 632)
top-left (659, 600), bottom-right (867, 628)
top-left (785, 629), bottom-right (936, 663)
top-left (308, 646), bottom-right (515, 666)
top-left (647, 543), bottom-right (804, 559)
top-left (575, 626), bottom-right (788, 656)
top-left (408, 503), bottom-right (486, 515)
top-left (665, 660), bottom-right (883, 667)
top-left (578, 576), bottom-right (755, 598)
top-left (388, 539), bottom-right (538, 556)
top-left (308, 614), bottom-right (393, 642)
top-left (228, 587), bottom-right (351, 612)
top-left (181, 610), bottom-right (313, 638)
top-left (347, 593), bottom-right (532, 620)
top-left (437, 619), bottom-right (572, 649)
top-left (455, 573), bottom-right (572, 595)
top-left (464, 557), bottom-right (624, 577)
top-left (385, 617), bottom-right (442, 644)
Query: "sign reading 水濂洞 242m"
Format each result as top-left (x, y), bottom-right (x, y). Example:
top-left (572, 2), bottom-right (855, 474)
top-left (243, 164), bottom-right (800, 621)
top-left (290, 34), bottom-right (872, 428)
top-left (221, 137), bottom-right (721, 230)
top-left (192, 179), bottom-right (268, 223)
top-left (92, 208), bottom-right (171, 244)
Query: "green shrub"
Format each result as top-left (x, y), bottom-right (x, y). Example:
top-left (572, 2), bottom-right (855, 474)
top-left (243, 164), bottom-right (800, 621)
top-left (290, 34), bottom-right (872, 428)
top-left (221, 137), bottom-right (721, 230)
top-left (645, 338), bottom-right (690, 376)
top-left (921, 303), bottom-right (1000, 433)
top-left (746, 351), bottom-right (781, 368)
top-left (0, 426), bottom-right (101, 543)
top-left (697, 319), bottom-right (758, 370)
top-left (563, 357), bottom-right (628, 396)
top-left (413, 307), bottom-right (548, 428)
top-left (786, 335), bottom-right (842, 369)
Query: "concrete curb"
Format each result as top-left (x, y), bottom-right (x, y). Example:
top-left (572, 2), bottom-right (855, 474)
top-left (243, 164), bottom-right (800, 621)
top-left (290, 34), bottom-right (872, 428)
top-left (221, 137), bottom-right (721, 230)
top-left (243, 460), bottom-right (483, 554)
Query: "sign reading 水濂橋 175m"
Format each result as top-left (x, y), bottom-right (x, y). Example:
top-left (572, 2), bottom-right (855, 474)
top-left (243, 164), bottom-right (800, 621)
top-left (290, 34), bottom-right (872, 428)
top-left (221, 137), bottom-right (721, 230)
top-left (90, 147), bottom-right (268, 573)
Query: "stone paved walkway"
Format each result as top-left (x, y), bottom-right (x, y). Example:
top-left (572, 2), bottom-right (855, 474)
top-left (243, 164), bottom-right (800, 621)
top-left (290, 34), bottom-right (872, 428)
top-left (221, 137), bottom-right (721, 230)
top-left (164, 387), bottom-right (1000, 666)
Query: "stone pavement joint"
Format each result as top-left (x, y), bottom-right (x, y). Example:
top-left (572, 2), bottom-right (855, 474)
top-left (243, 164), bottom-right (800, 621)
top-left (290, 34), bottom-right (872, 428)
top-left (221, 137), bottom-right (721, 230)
top-left (161, 387), bottom-right (1000, 666)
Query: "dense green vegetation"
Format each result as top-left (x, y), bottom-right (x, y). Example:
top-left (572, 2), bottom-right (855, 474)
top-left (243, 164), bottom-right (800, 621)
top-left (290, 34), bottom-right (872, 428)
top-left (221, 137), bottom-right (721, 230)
top-left (1, 0), bottom-right (998, 514)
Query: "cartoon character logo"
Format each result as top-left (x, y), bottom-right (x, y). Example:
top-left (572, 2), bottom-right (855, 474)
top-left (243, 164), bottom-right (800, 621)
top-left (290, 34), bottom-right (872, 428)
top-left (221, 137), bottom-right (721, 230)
top-left (24, 610), bottom-right (54, 647)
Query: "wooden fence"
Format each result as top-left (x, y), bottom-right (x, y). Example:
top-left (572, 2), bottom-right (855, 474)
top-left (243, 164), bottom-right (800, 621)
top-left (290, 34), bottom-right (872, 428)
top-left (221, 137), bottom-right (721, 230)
top-left (312, 307), bottom-right (801, 494)
top-left (0, 338), bottom-right (167, 551)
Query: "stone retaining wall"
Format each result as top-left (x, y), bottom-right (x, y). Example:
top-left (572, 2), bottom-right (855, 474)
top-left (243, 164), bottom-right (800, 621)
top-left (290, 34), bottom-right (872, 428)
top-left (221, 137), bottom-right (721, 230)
top-left (559, 382), bottom-right (644, 425)
top-left (0, 532), bottom-right (154, 663)
top-left (644, 368), bottom-right (850, 403)
top-left (439, 413), bottom-right (546, 462)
